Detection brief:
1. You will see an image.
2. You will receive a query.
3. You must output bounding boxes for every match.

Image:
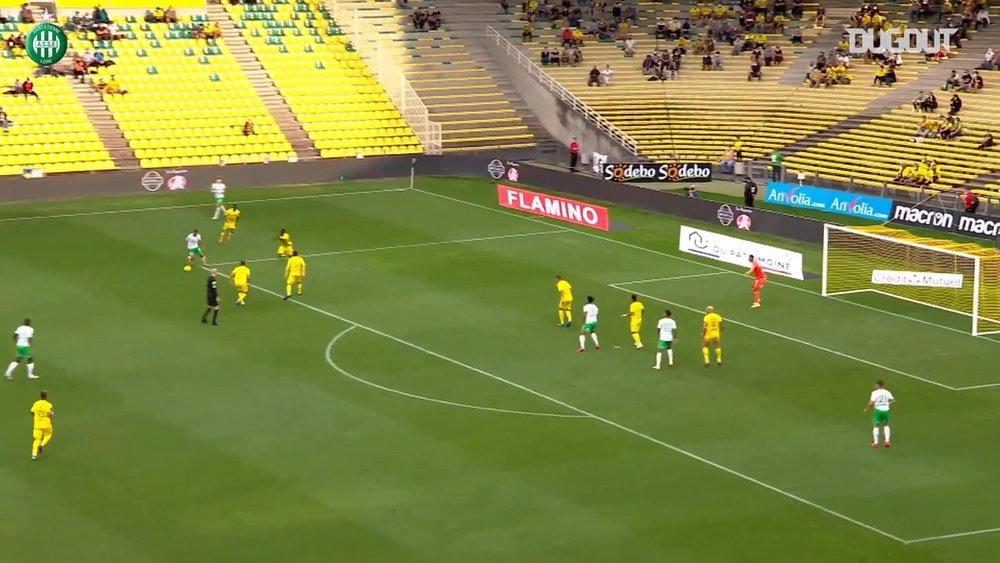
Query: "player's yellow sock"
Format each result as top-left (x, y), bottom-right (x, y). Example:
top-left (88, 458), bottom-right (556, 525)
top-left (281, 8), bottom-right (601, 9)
top-left (238, 291), bottom-right (246, 303)
top-left (702, 347), bottom-right (710, 365)
top-left (40, 433), bottom-right (52, 447)
top-left (716, 348), bottom-right (723, 364)
top-left (631, 333), bottom-right (642, 346)
top-left (558, 310), bottom-right (565, 324)
top-left (285, 284), bottom-right (292, 296)
top-left (297, 283), bottom-right (303, 295)
top-left (32, 438), bottom-right (40, 456)
top-left (565, 310), bottom-right (573, 323)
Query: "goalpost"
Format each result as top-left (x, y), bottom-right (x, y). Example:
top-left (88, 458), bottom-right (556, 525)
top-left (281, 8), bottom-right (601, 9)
top-left (822, 224), bottom-right (1000, 336)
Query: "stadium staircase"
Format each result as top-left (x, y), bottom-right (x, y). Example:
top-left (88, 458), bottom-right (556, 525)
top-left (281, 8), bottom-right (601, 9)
top-left (329, 0), bottom-right (545, 153)
top-left (208, 0), bottom-right (319, 159)
top-left (223, 0), bottom-right (423, 159)
top-left (68, 80), bottom-right (139, 168)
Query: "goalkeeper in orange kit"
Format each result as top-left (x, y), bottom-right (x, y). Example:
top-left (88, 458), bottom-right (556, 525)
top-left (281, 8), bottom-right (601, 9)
top-left (746, 255), bottom-right (767, 308)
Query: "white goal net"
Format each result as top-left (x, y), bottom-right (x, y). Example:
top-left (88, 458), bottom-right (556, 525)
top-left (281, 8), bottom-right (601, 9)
top-left (822, 224), bottom-right (1000, 336)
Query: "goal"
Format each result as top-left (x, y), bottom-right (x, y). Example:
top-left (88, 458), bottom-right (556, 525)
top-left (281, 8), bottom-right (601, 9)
top-left (822, 224), bottom-right (1000, 336)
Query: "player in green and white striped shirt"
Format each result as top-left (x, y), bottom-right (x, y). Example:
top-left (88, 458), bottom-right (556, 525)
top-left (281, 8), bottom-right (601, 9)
top-left (864, 379), bottom-right (895, 448)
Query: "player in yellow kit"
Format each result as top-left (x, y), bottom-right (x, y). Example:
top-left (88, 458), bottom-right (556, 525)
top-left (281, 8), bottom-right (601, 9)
top-left (623, 294), bottom-right (645, 349)
top-left (283, 251), bottom-right (306, 300)
top-left (231, 260), bottom-right (251, 306)
top-left (30, 389), bottom-right (53, 461)
top-left (277, 229), bottom-right (294, 258)
top-left (555, 275), bottom-right (574, 327)
top-left (219, 205), bottom-right (240, 243)
top-left (702, 306), bottom-right (724, 367)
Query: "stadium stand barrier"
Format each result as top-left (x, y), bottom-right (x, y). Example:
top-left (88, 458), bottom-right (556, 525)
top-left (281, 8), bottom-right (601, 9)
top-left (328, 1), bottom-right (441, 154)
top-left (485, 25), bottom-right (638, 158)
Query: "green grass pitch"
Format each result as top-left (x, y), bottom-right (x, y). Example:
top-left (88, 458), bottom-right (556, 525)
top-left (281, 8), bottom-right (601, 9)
top-left (2, 176), bottom-right (1000, 562)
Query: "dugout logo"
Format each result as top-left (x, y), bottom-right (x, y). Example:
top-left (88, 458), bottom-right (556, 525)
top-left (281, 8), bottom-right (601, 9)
top-left (603, 163), bottom-right (712, 183)
top-left (487, 159), bottom-right (506, 180)
top-left (26, 21), bottom-right (68, 66)
top-left (717, 204), bottom-right (753, 230)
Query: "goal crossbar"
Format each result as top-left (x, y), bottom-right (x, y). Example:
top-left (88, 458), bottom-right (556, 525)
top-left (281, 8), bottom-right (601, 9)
top-left (822, 224), bottom-right (1000, 336)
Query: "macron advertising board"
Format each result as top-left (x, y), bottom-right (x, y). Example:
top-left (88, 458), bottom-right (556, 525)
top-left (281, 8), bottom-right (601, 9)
top-left (678, 225), bottom-right (805, 279)
top-left (497, 184), bottom-right (610, 231)
top-left (765, 182), bottom-right (893, 221)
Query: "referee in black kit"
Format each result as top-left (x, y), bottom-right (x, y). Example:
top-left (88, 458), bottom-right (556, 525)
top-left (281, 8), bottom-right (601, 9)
top-left (201, 268), bottom-right (220, 325)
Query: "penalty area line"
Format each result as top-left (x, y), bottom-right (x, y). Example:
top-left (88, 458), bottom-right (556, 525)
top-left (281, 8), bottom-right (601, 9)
top-left (609, 283), bottom-right (959, 392)
top-left (905, 526), bottom-right (1000, 544)
top-left (209, 268), bottom-right (906, 545)
top-left (211, 229), bottom-right (566, 267)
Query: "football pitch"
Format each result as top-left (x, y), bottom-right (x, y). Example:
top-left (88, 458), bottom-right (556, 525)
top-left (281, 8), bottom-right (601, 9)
top-left (3, 176), bottom-right (1000, 562)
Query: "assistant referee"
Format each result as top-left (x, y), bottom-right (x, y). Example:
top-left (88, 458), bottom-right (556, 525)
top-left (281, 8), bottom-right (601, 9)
top-left (201, 268), bottom-right (220, 325)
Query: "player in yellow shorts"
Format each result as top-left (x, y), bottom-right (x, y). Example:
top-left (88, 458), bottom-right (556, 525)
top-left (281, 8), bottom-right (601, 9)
top-left (283, 250), bottom-right (306, 300)
top-left (30, 389), bottom-right (53, 461)
top-left (219, 205), bottom-right (240, 243)
top-left (555, 275), bottom-right (574, 327)
top-left (277, 229), bottom-right (294, 258)
top-left (231, 260), bottom-right (251, 306)
top-left (623, 294), bottom-right (644, 349)
top-left (702, 306), bottom-right (724, 367)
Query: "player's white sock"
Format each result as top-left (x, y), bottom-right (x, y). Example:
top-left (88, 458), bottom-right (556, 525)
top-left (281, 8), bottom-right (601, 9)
top-left (667, 349), bottom-right (674, 365)
top-left (590, 333), bottom-right (600, 347)
top-left (578, 334), bottom-right (586, 349)
top-left (655, 352), bottom-right (661, 368)
top-left (884, 426), bottom-right (891, 442)
top-left (27, 363), bottom-right (35, 377)
top-left (4, 361), bottom-right (16, 377)
top-left (872, 427), bottom-right (880, 444)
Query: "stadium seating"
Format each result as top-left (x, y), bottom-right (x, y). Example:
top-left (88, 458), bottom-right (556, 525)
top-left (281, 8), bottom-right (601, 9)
top-left (224, 0), bottom-right (422, 159)
top-left (784, 77), bottom-right (1000, 197)
top-left (0, 22), bottom-right (115, 176)
top-left (513, 1), bottom-right (877, 161)
top-left (70, 15), bottom-right (296, 168)
top-left (332, 0), bottom-right (536, 152)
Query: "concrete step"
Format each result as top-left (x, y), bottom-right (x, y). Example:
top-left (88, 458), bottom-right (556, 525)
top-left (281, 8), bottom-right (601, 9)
top-left (69, 79), bottom-right (139, 169)
top-left (210, 3), bottom-right (319, 160)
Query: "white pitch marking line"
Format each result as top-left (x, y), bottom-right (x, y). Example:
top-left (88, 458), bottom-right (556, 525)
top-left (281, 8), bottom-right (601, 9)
top-left (211, 229), bottom-right (567, 267)
top-left (610, 283), bottom-right (958, 391)
top-left (609, 272), bottom-right (731, 285)
top-left (411, 188), bottom-right (1000, 346)
top-left (208, 268), bottom-right (905, 545)
top-left (0, 187), bottom-right (409, 223)
top-left (905, 527), bottom-right (1000, 544)
top-left (325, 326), bottom-right (587, 418)
top-left (953, 382), bottom-right (1000, 391)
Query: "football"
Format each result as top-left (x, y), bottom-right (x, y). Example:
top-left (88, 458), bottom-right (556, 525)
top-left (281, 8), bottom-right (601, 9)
top-left (183, 265), bottom-right (192, 272)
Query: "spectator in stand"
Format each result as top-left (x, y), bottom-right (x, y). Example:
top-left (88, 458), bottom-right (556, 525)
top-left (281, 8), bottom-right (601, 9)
top-left (732, 136), bottom-right (744, 161)
top-left (427, 8), bottom-right (442, 30)
top-left (978, 132), bottom-right (995, 150)
top-left (561, 26), bottom-right (574, 47)
top-left (93, 4), bottom-right (110, 24)
top-left (963, 190), bottom-right (980, 214)
top-left (20, 3), bottom-right (34, 24)
top-left (712, 50), bottom-right (723, 70)
top-left (0, 107), bottom-right (9, 132)
top-left (949, 94), bottom-right (962, 115)
top-left (975, 6), bottom-right (990, 29)
top-left (73, 58), bottom-right (87, 82)
top-left (748, 59), bottom-right (762, 81)
top-left (600, 64), bottom-right (613, 85)
top-left (500, 0), bottom-right (509, 14)
top-left (152, 6), bottom-right (165, 23)
top-left (587, 65), bottom-right (601, 86)
top-left (242, 119), bottom-right (255, 136)
top-left (815, 5), bottom-right (826, 27)
top-left (21, 78), bottom-right (38, 100)
top-left (4, 79), bottom-right (21, 96)
top-left (521, 22), bottom-right (533, 42)
top-left (623, 35), bottom-right (635, 57)
top-left (164, 6), bottom-right (178, 23)
top-left (791, 27), bottom-right (804, 44)
top-left (103, 75), bottom-right (126, 95)
top-left (972, 71), bottom-right (984, 90)
top-left (791, 0), bottom-right (804, 19)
